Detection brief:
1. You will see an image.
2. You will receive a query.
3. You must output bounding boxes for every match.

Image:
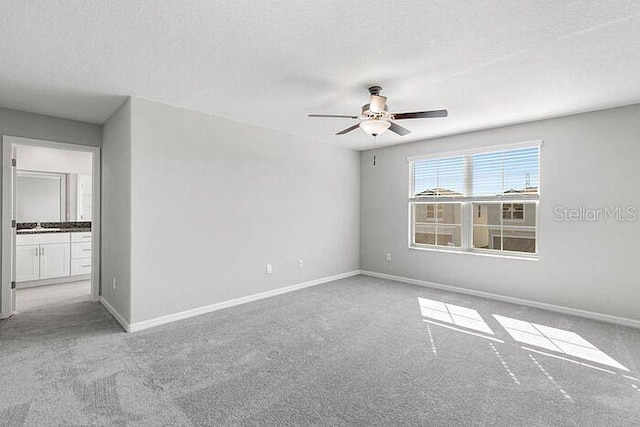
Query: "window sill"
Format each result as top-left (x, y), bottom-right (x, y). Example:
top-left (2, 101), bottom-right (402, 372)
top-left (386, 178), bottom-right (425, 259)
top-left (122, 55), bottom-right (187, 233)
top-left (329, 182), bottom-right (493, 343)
top-left (408, 244), bottom-right (539, 261)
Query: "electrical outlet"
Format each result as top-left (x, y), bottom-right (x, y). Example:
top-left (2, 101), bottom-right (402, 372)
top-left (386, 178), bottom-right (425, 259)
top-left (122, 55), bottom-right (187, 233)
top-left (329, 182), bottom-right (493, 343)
top-left (266, 264), bottom-right (272, 274)
top-left (112, 278), bottom-right (116, 290)
top-left (298, 259), bottom-right (303, 268)
top-left (386, 253), bottom-right (392, 262)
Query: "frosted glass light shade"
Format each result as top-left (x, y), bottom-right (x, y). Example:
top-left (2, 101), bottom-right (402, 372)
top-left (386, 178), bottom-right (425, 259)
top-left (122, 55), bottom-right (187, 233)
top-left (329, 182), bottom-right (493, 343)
top-left (360, 120), bottom-right (391, 136)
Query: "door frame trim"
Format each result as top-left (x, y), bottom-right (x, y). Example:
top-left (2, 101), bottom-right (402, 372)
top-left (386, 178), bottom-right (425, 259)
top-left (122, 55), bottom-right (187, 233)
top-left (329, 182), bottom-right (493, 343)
top-left (1, 136), bottom-right (101, 318)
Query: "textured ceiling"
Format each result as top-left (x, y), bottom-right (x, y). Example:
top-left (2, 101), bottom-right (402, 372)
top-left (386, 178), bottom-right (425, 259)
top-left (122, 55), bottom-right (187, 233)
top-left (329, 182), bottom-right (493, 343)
top-left (1, 1), bottom-right (640, 150)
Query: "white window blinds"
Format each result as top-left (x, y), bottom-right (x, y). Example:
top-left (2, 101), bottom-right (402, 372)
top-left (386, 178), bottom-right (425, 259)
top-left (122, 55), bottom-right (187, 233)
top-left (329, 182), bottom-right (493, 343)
top-left (411, 155), bottom-right (465, 197)
top-left (471, 146), bottom-right (539, 198)
top-left (410, 144), bottom-right (540, 199)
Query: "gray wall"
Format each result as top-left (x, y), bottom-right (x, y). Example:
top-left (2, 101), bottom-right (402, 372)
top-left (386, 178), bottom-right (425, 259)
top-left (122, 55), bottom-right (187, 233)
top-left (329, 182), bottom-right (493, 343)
top-left (361, 104), bottom-right (640, 321)
top-left (101, 99), bottom-right (131, 320)
top-left (0, 107), bottom-right (101, 314)
top-left (127, 98), bottom-right (360, 323)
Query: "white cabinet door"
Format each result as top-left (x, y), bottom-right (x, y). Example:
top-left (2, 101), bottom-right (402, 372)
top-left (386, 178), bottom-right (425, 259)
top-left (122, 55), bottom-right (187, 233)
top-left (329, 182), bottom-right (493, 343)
top-left (16, 244), bottom-right (40, 282)
top-left (39, 243), bottom-right (70, 279)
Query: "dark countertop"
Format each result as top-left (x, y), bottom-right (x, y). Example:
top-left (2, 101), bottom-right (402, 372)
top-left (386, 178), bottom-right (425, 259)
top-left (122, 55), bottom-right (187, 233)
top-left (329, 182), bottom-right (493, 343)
top-left (17, 228), bottom-right (91, 235)
top-left (16, 221), bottom-right (91, 235)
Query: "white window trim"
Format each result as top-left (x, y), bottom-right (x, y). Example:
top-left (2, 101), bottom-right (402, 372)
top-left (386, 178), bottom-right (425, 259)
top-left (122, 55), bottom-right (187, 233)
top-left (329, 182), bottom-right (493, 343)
top-left (407, 140), bottom-right (541, 260)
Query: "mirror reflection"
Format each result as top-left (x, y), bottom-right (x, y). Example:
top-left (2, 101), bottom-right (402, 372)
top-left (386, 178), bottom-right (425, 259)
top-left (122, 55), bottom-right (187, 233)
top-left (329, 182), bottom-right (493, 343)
top-left (14, 144), bottom-right (93, 223)
top-left (16, 171), bottom-right (92, 222)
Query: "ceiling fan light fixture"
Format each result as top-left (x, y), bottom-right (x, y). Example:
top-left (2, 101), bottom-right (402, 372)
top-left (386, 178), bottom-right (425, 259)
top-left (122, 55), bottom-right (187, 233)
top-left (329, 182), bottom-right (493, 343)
top-left (360, 119), bottom-right (391, 136)
top-left (308, 85), bottom-right (448, 139)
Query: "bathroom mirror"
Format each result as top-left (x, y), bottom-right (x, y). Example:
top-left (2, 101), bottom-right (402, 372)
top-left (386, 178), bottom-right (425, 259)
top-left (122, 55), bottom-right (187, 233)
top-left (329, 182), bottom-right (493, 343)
top-left (16, 171), bottom-right (92, 222)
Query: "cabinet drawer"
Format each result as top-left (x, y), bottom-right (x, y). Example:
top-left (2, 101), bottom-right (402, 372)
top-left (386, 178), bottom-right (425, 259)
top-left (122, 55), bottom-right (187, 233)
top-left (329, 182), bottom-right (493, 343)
top-left (17, 232), bottom-right (70, 246)
top-left (71, 258), bottom-right (92, 275)
top-left (71, 232), bottom-right (92, 242)
top-left (71, 241), bottom-right (92, 259)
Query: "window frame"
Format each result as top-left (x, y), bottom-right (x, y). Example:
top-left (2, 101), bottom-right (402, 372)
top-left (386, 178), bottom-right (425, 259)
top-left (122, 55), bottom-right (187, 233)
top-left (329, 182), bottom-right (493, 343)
top-left (407, 141), bottom-right (541, 260)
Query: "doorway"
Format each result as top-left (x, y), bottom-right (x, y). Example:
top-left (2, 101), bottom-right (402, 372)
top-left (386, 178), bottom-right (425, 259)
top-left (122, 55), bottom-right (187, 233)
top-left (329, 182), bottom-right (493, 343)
top-left (1, 136), bottom-right (101, 318)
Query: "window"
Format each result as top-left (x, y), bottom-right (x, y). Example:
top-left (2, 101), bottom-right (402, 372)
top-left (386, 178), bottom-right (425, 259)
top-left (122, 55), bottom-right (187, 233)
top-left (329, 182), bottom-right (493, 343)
top-left (473, 202), bottom-right (537, 253)
top-left (502, 203), bottom-right (524, 221)
top-left (413, 203), bottom-right (461, 247)
top-left (411, 154), bottom-right (465, 198)
top-left (409, 143), bottom-right (540, 256)
top-left (425, 204), bottom-right (444, 221)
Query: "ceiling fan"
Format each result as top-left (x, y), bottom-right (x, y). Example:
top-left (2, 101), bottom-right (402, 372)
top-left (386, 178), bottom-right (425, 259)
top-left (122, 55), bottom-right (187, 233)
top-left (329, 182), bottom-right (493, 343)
top-left (308, 86), bottom-right (448, 137)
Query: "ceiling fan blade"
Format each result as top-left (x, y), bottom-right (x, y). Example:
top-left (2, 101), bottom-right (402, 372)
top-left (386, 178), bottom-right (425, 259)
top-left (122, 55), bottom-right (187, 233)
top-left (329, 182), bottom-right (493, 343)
top-left (389, 121), bottom-right (412, 136)
top-left (393, 109), bottom-right (448, 120)
top-left (335, 123), bottom-right (361, 135)
top-left (309, 114), bottom-right (359, 119)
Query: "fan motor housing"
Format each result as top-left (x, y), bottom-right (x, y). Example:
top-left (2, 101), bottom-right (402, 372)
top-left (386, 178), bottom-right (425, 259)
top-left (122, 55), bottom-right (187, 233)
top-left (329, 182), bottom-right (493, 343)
top-left (361, 103), bottom-right (388, 117)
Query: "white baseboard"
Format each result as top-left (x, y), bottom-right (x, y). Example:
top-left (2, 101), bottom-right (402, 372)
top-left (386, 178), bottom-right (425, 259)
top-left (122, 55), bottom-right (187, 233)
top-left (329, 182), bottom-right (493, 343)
top-left (100, 296), bottom-right (130, 332)
top-left (360, 270), bottom-right (640, 329)
top-left (128, 270), bottom-right (360, 333)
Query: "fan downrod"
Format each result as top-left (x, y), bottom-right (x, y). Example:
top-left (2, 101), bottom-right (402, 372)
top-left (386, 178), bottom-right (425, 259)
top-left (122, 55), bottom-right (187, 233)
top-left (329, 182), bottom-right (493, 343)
top-left (368, 86), bottom-right (383, 96)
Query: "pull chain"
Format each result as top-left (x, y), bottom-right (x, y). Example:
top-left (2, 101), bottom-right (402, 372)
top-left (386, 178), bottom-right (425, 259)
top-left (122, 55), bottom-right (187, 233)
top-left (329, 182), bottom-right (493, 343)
top-left (373, 134), bottom-right (377, 166)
